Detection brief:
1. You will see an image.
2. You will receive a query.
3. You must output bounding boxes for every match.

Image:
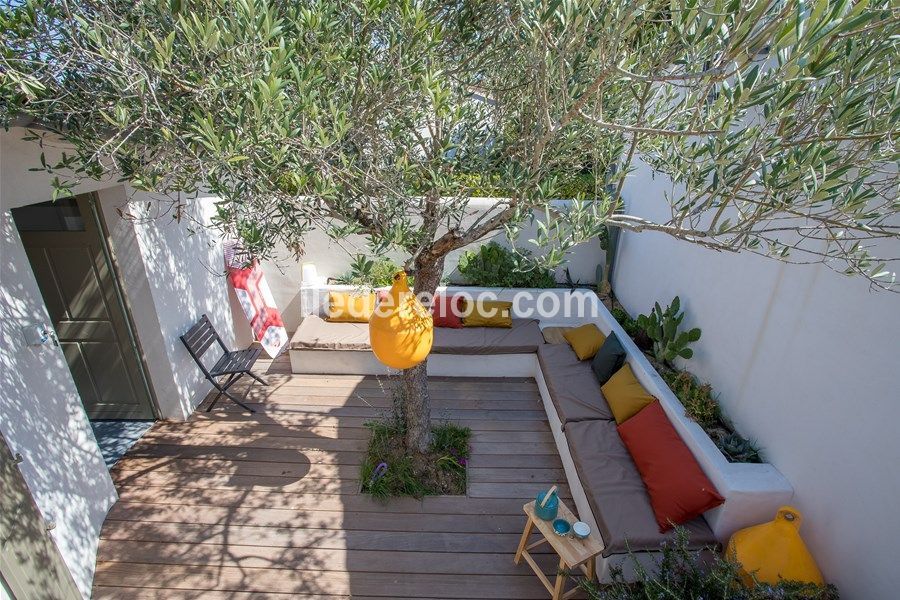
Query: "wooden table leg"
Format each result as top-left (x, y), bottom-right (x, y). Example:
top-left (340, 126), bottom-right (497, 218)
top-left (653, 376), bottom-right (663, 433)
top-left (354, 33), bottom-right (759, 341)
top-left (552, 556), bottom-right (567, 600)
top-left (514, 516), bottom-right (535, 565)
top-left (586, 554), bottom-right (596, 581)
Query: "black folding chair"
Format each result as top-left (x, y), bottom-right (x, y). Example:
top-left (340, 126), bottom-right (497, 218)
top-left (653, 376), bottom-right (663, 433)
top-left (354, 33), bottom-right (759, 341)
top-left (180, 314), bottom-right (269, 412)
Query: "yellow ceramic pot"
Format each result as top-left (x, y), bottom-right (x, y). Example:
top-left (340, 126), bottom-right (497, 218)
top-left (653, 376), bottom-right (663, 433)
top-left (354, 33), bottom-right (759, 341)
top-left (369, 271), bottom-right (433, 370)
top-left (726, 506), bottom-right (824, 587)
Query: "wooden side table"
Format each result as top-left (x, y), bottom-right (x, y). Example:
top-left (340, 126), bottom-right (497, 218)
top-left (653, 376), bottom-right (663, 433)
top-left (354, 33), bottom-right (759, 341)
top-left (514, 499), bottom-right (604, 599)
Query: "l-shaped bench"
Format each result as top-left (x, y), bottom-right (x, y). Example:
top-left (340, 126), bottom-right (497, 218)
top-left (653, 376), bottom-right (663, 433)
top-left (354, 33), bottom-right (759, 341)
top-left (289, 285), bottom-right (794, 580)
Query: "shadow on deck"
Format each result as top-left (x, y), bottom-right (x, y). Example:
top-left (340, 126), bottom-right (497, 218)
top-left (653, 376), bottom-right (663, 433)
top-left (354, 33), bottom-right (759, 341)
top-left (92, 353), bottom-right (586, 599)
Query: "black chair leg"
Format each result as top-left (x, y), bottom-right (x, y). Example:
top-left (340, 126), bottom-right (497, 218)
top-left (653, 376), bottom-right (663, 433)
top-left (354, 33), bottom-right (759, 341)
top-left (248, 371), bottom-right (269, 386)
top-left (206, 390), bottom-right (224, 412)
top-left (222, 390), bottom-right (255, 413)
top-left (206, 374), bottom-right (255, 413)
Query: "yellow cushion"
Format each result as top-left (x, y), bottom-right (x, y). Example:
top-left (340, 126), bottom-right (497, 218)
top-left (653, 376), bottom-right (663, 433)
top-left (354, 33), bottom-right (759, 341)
top-left (463, 300), bottom-right (513, 328)
top-left (326, 291), bottom-right (376, 323)
top-left (562, 323), bottom-right (607, 360)
top-left (602, 363), bottom-right (655, 424)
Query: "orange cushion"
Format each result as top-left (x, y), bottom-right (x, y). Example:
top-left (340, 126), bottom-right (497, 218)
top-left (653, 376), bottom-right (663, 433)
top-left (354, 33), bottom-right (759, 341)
top-left (563, 323), bottom-right (607, 360)
top-left (326, 291), bottom-right (376, 323)
top-left (617, 400), bottom-right (724, 532)
top-left (601, 363), bottom-right (655, 424)
top-left (432, 294), bottom-right (465, 328)
top-left (463, 300), bottom-right (512, 328)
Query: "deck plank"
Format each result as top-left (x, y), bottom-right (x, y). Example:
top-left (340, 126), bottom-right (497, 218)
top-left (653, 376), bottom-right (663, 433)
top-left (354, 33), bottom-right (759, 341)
top-left (93, 369), bottom-right (590, 599)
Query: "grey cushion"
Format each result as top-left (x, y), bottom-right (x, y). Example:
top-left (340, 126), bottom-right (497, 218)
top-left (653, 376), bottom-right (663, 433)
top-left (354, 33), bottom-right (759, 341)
top-left (433, 319), bottom-right (543, 354)
top-left (537, 344), bottom-right (614, 425)
top-left (565, 419), bottom-right (717, 555)
top-left (291, 315), bottom-right (543, 355)
top-left (591, 331), bottom-right (627, 384)
top-left (290, 315), bottom-right (371, 350)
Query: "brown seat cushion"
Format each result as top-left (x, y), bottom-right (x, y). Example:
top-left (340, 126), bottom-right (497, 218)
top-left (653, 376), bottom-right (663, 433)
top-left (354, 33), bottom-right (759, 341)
top-left (564, 419), bottom-right (717, 555)
top-left (432, 319), bottom-right (543, 354)
top-left (291, 315), bottom-right (371, 351)
top-left (291, 315), bottom-right (543, 355)
top-left (537, 344), bottom-right (614, 425)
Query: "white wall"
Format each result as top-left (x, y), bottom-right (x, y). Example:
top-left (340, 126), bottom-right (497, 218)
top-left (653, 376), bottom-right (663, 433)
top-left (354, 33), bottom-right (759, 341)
top-left (97, 187), bottom-right (235, 420)
top-left (0, 127), bottom-right (237, 596)
top-left (0, 134), bottom-right (118, 598)
top-left (260, 198), bottom-right (605, 332)
top-left (614, 158), bottom-right (900, 599)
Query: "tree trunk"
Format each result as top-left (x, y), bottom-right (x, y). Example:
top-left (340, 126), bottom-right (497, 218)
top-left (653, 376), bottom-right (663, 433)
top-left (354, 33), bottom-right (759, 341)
top-left (400, 254), bottom-right (445, 454)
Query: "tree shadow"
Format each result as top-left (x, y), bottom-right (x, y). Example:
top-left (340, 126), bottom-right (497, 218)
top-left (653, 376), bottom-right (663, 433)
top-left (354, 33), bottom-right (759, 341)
top-left (92, 354), bottom-right (581, 598)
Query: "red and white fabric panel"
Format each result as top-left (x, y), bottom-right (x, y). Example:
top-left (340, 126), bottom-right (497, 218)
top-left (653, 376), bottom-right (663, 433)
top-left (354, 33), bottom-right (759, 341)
top-left (224, 241), bottom-right (288, 358)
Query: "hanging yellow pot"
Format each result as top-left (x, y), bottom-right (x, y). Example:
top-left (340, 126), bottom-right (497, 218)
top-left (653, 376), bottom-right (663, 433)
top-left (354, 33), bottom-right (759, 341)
top-left (369, 271), bottom-right (433, 370)
top-left (726, 506), bottom-right (824, 587)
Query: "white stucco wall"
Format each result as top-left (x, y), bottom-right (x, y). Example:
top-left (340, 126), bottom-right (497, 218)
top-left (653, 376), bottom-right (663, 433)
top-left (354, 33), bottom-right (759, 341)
top-left (97, 187), bottom-right (235, 420)
top-left (0, 128), bottom-right (238, 596)
top-left (259, 199), bottom-right (606, 332)
top-left (1, 129), bottom-right (236, 421)
top-left (613, 158), bottom-right (900, 599)
top-left (0, 133), bottom-right (118, 598)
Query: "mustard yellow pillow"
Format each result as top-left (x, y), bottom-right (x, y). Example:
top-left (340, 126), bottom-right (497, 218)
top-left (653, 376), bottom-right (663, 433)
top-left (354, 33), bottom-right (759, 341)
top-left (463, 300), bottom-right (513, 328)
top-left (563, 323), bottom-right (607, 360)
top-left (601, 363), bottom-right (655, 424)
top-left (326, 291), bottom-right (376, 323)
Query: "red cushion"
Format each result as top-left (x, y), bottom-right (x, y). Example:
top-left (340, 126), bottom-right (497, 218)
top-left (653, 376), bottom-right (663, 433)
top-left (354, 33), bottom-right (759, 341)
top-left (617, 400), bottom-right (724, 532)
top-left (431, 294), bottom-right (465, 328)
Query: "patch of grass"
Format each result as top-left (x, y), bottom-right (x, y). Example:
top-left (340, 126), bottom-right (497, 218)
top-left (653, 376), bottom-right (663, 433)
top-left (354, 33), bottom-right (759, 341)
top-left (360, 420), bottom-right (471, 500)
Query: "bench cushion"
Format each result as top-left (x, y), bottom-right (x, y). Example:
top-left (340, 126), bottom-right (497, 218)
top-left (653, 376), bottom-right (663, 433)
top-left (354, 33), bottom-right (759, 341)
top-left (291, 315), bottom-right (371, 350)
top-left (432, 318), bottom-right (542, 354)
top-left (291, 315), bottom-right (543, 354)
top-left (565, 419), bottom-right (717, 555)
top-left (537, 344), bottom-right (614, 425)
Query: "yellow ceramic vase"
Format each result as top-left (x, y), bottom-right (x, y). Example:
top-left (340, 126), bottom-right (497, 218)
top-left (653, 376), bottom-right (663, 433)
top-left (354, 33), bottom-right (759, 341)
top-left (726, 506), bottom-right (824, 587)
top-left (369, 271), bottom-right (433, 370)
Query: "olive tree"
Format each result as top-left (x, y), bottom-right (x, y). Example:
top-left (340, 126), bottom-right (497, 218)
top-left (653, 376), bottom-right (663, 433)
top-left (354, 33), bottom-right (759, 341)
top-left (2, 0), bottom-right (898, 452)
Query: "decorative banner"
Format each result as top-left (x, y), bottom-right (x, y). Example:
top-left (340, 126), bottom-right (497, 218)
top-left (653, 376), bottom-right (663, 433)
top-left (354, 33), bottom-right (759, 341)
top-left (224, 241), bottom-right (288, 358)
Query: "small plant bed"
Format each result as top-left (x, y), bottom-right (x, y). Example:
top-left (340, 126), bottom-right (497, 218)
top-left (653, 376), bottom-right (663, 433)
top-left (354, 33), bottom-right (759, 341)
top-left (360, 419), bottom-right (471, 499)
top-left (457, 241), bottom-right (557, 288)
top-left (610, 301), bottom-right (762, 464)
top-left (577, 527), bottom-right (838, 600)
top-left (332, 255), bottom-right (411, 288)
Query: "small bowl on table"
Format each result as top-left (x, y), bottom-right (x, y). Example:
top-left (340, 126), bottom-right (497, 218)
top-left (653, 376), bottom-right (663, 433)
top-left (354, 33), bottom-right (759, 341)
top-left (552, 518), bottom-right (571, 537)
top-left (572, 521), bottom-right (591, 540)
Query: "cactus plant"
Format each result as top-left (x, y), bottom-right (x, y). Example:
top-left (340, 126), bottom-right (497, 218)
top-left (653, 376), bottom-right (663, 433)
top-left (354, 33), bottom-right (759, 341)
top-left (636, 296), bottom-right (701, 365)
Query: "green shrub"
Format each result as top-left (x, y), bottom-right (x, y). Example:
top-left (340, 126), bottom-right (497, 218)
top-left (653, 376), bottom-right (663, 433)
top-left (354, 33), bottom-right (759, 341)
top-left (661, 370), bottom-right (762, 464)
top-left (662, 370), bottom-right (721, 431)
top-left (578, 527), bottom-right (838, 600)
top-left (450, 172), bottom-right (508, 197)
top-left (457, 242), bottom-right (556, 288)
top-left (611, 306), bottom-right (642, 338)
top-left (360, 419), bottom-right (471, 500)
top-left (444, 171), bottom-right (601, 199)
top-left (637, 296), bottom-right (702, 365)
top-left (555, 171), bottom-right (600, 198)
top-left (334, 255), bottom-right (407, 288)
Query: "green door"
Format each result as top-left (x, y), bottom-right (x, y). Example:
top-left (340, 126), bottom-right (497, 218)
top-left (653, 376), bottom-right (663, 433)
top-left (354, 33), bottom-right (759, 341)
top-left (0, 431), bottom-right (82, 600)
top-left (12, 194), bottom-right (156, 420)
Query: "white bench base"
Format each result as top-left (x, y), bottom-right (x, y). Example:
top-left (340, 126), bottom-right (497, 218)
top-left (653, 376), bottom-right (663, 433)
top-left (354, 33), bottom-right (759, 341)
top-left (290, 349), bottom-right (537, 378)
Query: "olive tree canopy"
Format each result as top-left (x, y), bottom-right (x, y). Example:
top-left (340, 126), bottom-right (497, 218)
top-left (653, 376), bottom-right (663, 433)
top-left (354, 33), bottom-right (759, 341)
top-left (2, 0), bottom-right (898, 450)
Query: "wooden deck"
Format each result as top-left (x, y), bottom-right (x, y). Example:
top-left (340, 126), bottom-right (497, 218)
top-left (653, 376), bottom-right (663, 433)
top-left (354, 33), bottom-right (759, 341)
top-left (93, 353), bottom-right (584, 599)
